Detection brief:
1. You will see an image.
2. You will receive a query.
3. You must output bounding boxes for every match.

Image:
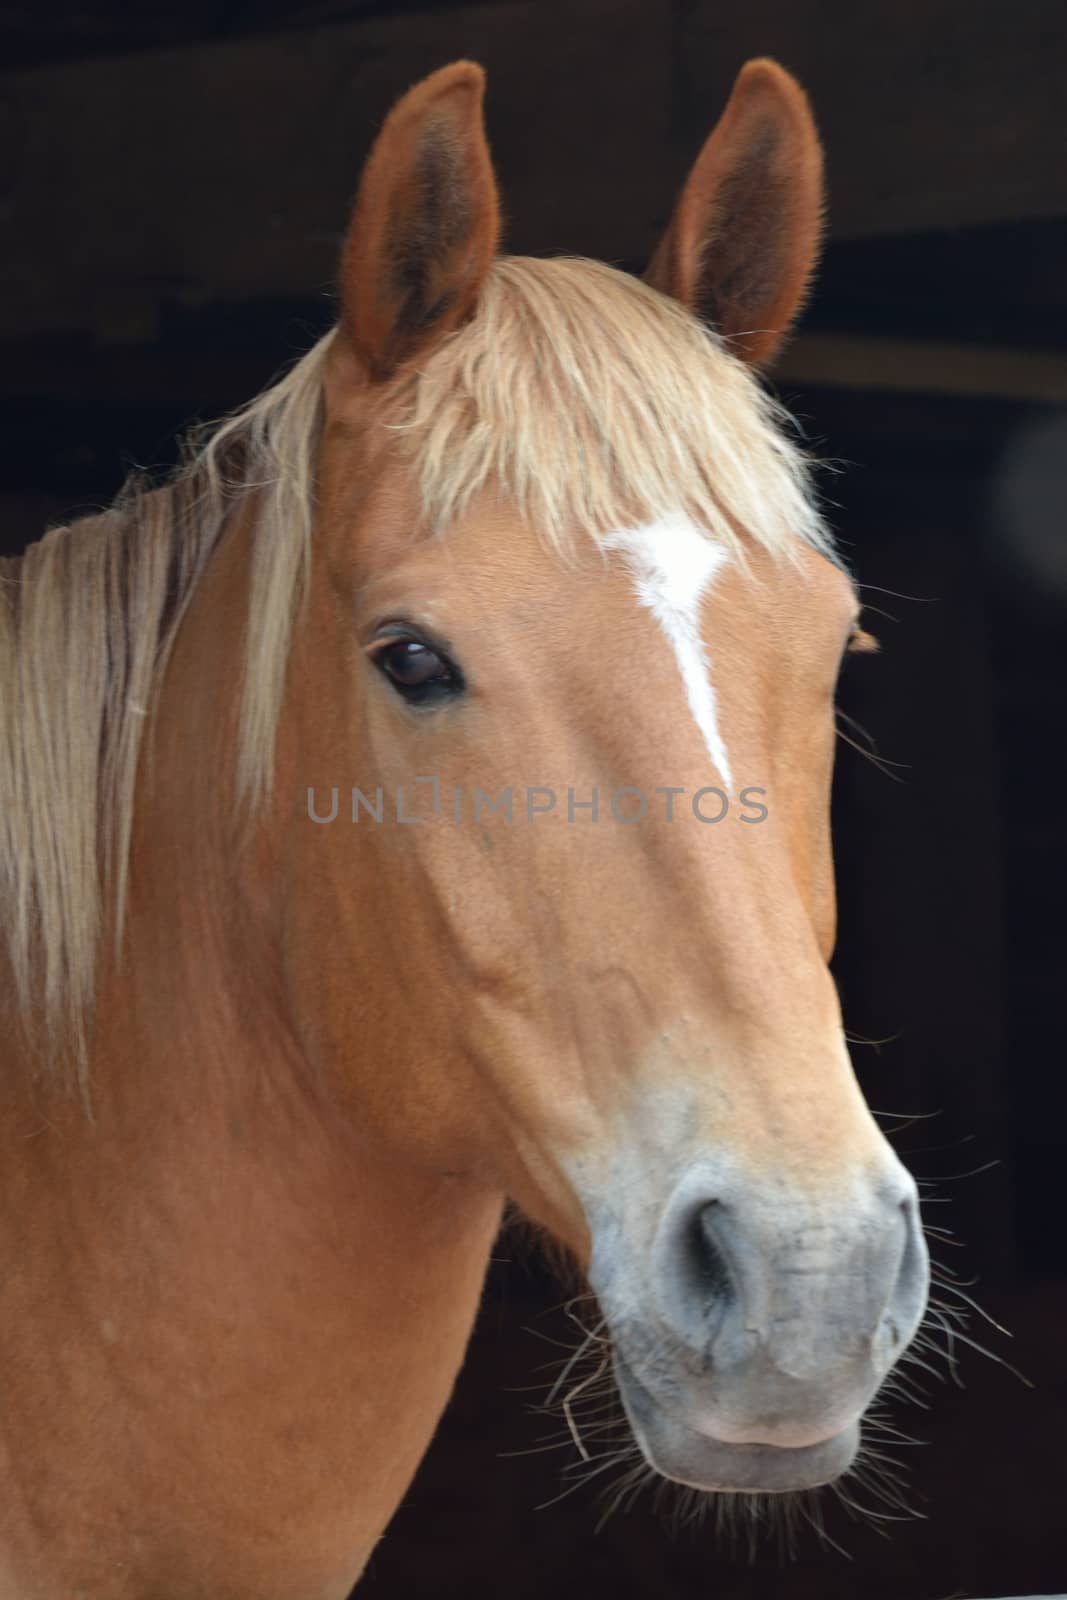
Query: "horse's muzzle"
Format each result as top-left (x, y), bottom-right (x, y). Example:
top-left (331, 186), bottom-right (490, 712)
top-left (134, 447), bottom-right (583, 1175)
top-left (591, 1155), bottom-right (929, 1493)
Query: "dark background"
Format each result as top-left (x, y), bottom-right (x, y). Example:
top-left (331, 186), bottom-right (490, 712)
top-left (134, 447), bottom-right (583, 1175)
top-left (3, 2), bottom-right (1065, 1594)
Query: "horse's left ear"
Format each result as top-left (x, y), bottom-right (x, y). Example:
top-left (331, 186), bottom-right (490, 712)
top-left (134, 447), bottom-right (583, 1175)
top-left (339, 60), bottom-right (501, 381)
top-left (645, 59), bottom-right (823, 367)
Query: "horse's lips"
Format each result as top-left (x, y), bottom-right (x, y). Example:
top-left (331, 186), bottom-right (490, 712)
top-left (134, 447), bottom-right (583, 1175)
top-left (613, 1354), bottom-right (860, 1494)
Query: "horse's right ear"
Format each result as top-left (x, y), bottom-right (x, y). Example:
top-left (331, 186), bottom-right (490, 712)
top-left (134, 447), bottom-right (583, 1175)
top-left (338, 61), bottom-right (500, 382)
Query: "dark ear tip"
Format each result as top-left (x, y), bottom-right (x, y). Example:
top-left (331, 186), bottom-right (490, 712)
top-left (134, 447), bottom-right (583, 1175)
top-left (737, 56), bottom-right (792, 81)
top-left (414, 59), bottom-right (487, 108)
top-left (381, 61), bottom-right (487, 146)
top-left (732, 58), bottom-right (818, 133)
top-left (735, 57), bottom-right (806, 97)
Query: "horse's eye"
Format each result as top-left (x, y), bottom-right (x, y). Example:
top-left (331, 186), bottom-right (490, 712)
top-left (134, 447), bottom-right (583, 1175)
top-left (373, 637), bottom-right (463, 706)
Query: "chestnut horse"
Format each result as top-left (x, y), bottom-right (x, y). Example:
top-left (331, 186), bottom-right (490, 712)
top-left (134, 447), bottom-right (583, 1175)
top-left (0, 58), bottom-right (928, 1599)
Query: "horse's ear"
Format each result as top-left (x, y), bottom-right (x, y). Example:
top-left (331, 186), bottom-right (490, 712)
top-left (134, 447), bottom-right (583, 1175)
top-left (645, 59), bottom-right (823, 367)
top-left (339, 61), bottom-right (500, 381)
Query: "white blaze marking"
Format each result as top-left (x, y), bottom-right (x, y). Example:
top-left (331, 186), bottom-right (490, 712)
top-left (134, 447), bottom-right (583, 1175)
top-left (602, 513), bottom-right (733, 790)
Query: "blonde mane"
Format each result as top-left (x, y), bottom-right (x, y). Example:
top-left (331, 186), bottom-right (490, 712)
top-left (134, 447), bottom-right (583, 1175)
top-left (395, 257), bottom-right (829, 561)
top-left (0, 255), bottom-right (830, 1077)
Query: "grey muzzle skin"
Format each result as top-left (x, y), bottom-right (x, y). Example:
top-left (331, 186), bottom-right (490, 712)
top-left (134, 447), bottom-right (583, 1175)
top-left (590, 1157), bottom-right (930, 1493)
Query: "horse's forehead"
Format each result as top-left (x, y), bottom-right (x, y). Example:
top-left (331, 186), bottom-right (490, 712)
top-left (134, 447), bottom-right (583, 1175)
top-left (451, 508), bottom-right (854, 648)
top-left (354, 499), bottom-right (851, 650)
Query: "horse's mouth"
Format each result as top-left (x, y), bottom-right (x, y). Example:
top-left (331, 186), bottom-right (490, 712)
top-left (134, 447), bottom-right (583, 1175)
top-left (614, 1354), bottom-right (860, 1494)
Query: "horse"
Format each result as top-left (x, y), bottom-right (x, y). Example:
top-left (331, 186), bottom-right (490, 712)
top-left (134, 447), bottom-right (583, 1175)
top-left (0, 56), bottom-right (929, 1599)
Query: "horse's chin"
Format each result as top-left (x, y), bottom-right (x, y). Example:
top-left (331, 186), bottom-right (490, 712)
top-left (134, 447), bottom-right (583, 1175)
top-left (615, 1359), bottom-right (861, 1494)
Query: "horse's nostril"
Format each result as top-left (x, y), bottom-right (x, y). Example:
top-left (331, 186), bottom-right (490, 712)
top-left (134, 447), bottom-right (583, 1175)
top-left (690, 1200), bottom-right (735, 1311)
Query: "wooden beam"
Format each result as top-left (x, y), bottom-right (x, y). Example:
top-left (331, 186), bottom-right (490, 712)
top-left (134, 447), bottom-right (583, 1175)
top-left (3, 0), bottom-right (671, 343)
top-left (777, 333), bottom-right (1067, 404)
top-left (676, 0), bottom-right (1066, 240)
top-left (0, 0), bottom-right (470, 72)
top-left (2, 0), bottom-right (1063, 341)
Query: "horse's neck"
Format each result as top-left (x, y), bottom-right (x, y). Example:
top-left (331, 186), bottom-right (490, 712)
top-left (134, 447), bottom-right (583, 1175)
top-left (0, 999), bottom-right (502, 1593)
top-left (0, 511), bottom-right (503, 1597)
